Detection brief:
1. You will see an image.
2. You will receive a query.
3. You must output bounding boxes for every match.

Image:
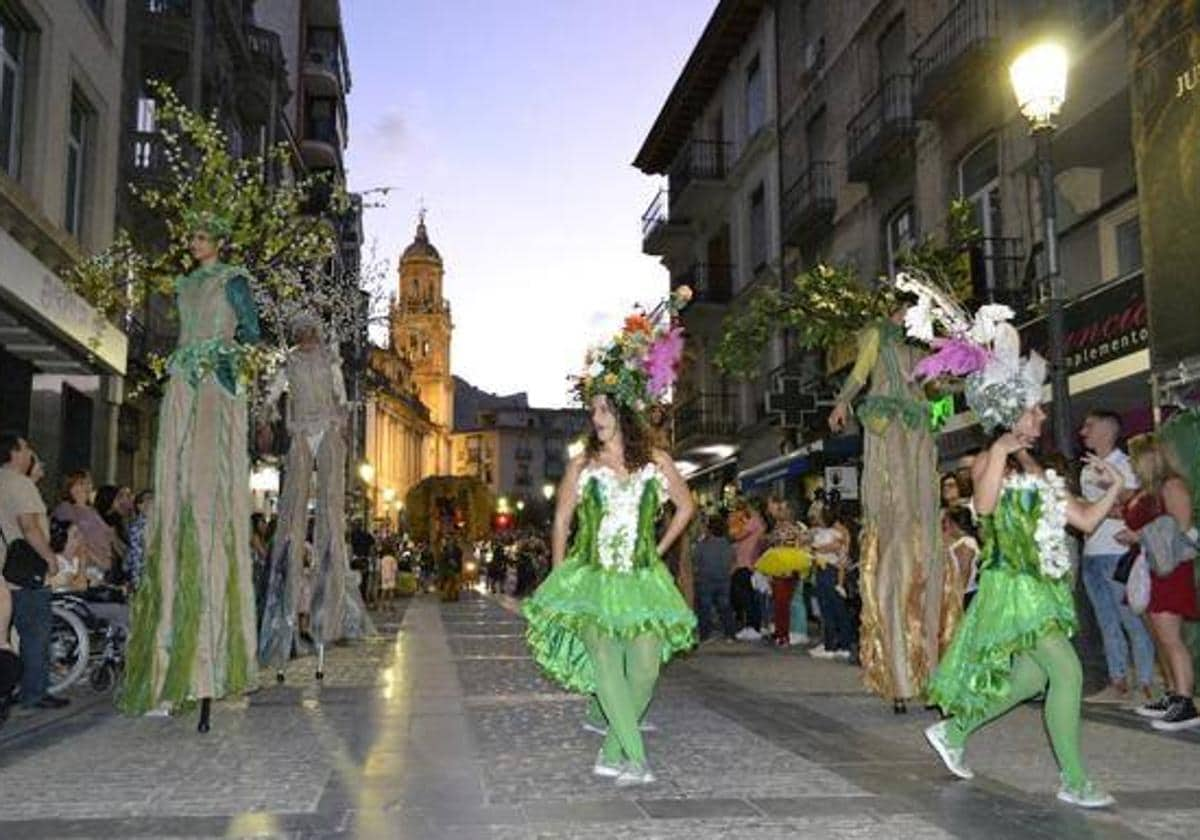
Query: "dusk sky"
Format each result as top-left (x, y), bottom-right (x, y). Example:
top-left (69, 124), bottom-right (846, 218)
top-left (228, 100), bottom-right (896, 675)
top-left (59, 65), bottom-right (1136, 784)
top-left (342, 1), bottom-right (714, 408)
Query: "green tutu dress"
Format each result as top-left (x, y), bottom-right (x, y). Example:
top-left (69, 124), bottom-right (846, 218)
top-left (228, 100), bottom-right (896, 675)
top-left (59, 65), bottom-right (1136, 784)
top-left (926, 478), bottom-right (1076, 724)
top-left (523, 464), bottom-right (696, 694)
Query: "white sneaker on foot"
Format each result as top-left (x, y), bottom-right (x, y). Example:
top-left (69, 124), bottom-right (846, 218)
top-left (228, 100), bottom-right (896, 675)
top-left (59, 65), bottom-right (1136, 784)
top-left (788, 633), bottom-right (810, 645)
top-left (832, 649), bottom-right (852, 661)
top-left (593, 751), bottom-right (624, 778)
top-left (581, 721), bottom-right (607, 736)
top-left (615, 765), bottom-right (656, 786)
top-left (924, 721), bottom-right (974, 780)
top-left (1056, 778), bottom-right (1115, 809)
top-left (809, 645), bottom-right (837, 660)
top-left (736, 628), bottom-right (762, 641)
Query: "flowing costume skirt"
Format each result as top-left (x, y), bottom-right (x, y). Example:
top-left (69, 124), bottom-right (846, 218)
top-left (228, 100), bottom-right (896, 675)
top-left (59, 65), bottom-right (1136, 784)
top-left (119, 374), bottom-right (257, 713)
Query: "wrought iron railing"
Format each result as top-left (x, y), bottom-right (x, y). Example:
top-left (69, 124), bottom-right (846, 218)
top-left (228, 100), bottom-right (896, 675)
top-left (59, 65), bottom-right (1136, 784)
top-left (246, 24), bottom-right (283, 69)
top-left (969, 235), bottom-right (1028, 312)
top-left (673, 263), bottom-right (733, 305)
top-left (668, 139), bottom-right (731, 198)
top-left (912, 0), bottom-right (1000, 104)
top-left (674, 392), bottom-right (738, 448)
top-left (847, 75), bottom-right (914, 178)
top-left (782, 161), bottom-right (835, 236)
top-left (641, 188), bottom-right (669, 238)
top-left (130, 131), bottom-right (167, 175)
top-left (146, 0), bottom-right (190, 13)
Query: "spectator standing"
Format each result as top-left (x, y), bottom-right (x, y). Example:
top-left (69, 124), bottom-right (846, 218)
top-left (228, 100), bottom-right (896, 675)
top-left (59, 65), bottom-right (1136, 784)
top-left (809, 504), bottom-right (855, 661)
top-left (0, 433), bottom-right (66, 709)
top-left (94, 484), bottom-right (132, 584)
top-left (124, 491), bottom-right (153, 592)
top-left (760, 497), bottom-right (811, 647)
top-left (730, 500), bottom-right (766, 640)
top-left (943, 507), bottom-right (981, 610)
top-left (693, 515), bottom-right (736, 643)
top-left (1122, 434), bottom-right (1199, 730)
top-left (1079, 411), bottom-right (1155, 705)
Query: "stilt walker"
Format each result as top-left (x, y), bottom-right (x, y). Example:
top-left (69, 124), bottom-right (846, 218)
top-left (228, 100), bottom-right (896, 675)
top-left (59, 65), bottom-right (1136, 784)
top-left (118, 211), bottom-right (260, 732)
top-left (257, 314), bottom-right (369, 683)
top-left (893, 271), bottom-right (1125, 809)
top-left (524, 287), bottom-right (696, 786)
top-left (828, 308), bottom-right (947, 712)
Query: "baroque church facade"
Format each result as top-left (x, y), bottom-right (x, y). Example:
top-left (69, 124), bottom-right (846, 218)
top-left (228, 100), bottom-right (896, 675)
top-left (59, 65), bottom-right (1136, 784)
top-left (362, 214), bottom-right (455, 525)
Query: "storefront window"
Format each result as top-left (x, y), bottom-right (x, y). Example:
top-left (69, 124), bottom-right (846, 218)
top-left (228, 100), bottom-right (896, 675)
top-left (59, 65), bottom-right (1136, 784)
top-left (0, 12), bottom-right (23, 177)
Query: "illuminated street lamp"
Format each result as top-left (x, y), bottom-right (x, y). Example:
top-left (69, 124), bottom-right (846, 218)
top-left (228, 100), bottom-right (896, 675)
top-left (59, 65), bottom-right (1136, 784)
top-left (1010, 39), bottom-right (1072, 457)
top-left (542, 482), bottom-right (555, 501)
top-left (358, 461), bottom-right (377, 520)
top-left (566, 439), bottom-right (585, 459)
top-left (358, 462), bottom-right (376, 484)
top-left (516, 500), bottom-right (525, 512)
top-left (382, 487), bottom-right (396, 503)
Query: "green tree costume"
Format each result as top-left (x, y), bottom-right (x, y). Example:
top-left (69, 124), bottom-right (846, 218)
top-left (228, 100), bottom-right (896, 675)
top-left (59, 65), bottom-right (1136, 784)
top-left (523, 463), bottom-right (695, 768)
top-left (927, 474), bottom-right (1091, 789)
top-left (118, 262), bottom-right (260, 714)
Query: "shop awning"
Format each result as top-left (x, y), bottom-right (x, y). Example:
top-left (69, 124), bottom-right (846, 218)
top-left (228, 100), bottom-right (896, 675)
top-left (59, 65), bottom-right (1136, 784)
top-left (737, 440), bottom-right (823, 491)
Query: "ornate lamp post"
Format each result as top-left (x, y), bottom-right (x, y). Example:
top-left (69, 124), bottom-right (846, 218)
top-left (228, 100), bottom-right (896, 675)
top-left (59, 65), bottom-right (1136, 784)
top-left (1010, 41), bottom-right (1072, 456)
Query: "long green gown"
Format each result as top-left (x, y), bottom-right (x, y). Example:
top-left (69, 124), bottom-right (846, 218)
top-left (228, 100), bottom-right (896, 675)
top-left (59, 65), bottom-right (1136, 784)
top-left (523, 464), bottom-right (695, 695)
top-left (118, 262), bottom-right (261, 714)
top-left (927, 478), bottom-right (1076, 723)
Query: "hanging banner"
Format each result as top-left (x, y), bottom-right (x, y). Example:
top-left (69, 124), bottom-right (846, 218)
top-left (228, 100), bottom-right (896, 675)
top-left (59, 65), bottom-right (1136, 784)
top-left (1129, 1), bottom-right (1200, 369)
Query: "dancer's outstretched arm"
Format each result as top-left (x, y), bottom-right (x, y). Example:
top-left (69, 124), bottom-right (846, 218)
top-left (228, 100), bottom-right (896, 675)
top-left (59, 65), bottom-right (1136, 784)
top-left (653, 449), bottom-right (696, 556)
top-left (550, 455), bottom-right (584, 568)
top-left (1067, 456), bottom-right (1125, 534)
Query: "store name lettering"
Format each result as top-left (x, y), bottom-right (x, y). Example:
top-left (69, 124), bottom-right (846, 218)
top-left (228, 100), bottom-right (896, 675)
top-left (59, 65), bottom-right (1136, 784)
top-left (1063, 299), bottom-right (1148, 370)
top-left (1176, 62), bottom-right (1200, 99)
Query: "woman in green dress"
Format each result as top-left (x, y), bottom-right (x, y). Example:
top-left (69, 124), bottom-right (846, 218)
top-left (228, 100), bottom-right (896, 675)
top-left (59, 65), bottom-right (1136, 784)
top-left (524, 291), bottom-right (696, 786)
top-left (118, 212), bottom-right (260, 731)
top-left (894, 271), bottom-right (1125, 808)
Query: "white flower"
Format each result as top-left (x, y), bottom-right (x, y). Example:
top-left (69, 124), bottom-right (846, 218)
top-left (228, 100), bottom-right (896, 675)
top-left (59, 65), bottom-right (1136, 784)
top-left (582, 464), bottom-right (666, 573)
top-left (904, 296), bottom-right (935, 342)
top-left (968, 304), bottom-right (1015, 345)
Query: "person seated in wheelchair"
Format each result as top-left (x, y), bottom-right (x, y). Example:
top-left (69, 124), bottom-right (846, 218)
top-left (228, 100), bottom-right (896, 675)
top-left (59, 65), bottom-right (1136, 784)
top-left (48, 524), bottom-right (128, 635)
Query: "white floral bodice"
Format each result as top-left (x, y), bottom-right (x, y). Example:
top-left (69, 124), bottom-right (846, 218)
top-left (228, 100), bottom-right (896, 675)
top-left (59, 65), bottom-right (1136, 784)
top-left (577, 463), bottom-right (666, 573)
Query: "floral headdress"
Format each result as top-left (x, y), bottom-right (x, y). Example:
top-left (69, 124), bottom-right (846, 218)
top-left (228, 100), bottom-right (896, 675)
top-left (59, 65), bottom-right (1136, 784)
top-left (895, 270), bottom-right (1045, 432)
top-left (570, 286), bottom-right (692, 419)
top-left (183, 209), bottom-right (233, 241)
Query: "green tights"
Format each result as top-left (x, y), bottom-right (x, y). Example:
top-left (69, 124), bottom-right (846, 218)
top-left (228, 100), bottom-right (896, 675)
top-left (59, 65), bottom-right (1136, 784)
top-left (946, 632), bottom-right (1089, 788)
top-left (582, 629), bottom-right (662, 767)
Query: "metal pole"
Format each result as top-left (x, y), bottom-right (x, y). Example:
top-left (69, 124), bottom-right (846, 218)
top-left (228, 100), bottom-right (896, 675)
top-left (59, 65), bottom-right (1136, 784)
top-left (1035, 128), bottom-right (1073, 457)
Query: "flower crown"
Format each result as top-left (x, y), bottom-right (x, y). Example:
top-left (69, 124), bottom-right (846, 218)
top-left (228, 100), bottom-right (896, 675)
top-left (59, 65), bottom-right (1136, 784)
top-left (183, 209), bottom-right (233, 241)
top-left (895, 270), bottom-right (1045, 432)
top-left (570, 286), bottom-right (691, 419)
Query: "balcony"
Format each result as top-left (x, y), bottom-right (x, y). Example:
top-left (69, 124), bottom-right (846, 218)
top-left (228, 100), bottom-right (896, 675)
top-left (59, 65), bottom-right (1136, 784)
top-left (301, 115), bottom-right (343, 170)
top-left (912, 0), bottom-right (1001, 118)
top-left (640, 188), bottom-right (689, 257)
top-left (847, 75), bottom-right (916, 183)
top-left (238, 25), bottom-right (284, 123)
top-left (673, 263), bottom-right (733, 307)
top-left (130, 131), bottom-right (168, 181)
top-left (304, 45), bottom-right (348, 98)
top-left (667, 139), bottom-right (731, 221)
top-left (968, 235), bottom-right (1030, 317)
top-left (674, 391), bottom-right (738, 454)
top-left (140, 0), bottom-right (193, 49)
top-left (782, 161), bottom-right (836, 247)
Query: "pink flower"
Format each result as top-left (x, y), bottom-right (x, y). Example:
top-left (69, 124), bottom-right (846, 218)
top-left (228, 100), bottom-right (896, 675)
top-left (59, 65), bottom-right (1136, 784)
top-left (913, 338), bottom-right (990, 381)
top-left (643, 326), bottom-right (685, 395)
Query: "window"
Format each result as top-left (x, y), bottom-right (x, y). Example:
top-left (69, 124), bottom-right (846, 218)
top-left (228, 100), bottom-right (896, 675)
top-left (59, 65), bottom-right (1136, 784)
top-left (958, 136), bottom-right (1003, 297)
top-left (85, 1), bottom-right (105, 23)
top-left (1115, 216), bottom-right (1142, 277)
top-left (1100, 202), bottom-right (1143, 282)
top-left (0, 11), bottom-right (22, 177)
top-left (884, 203), bottom-right (914, 278)
top-left (65, 95), bottom-right (90, 237)
top-left (749, 183), bottom-right (767, 272)
top-left (745, 54), bottom-right (766, 137)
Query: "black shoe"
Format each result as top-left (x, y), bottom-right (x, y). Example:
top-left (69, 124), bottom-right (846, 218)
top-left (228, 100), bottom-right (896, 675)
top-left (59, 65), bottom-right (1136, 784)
top-left (34, 695), bottom-right (70, 710)
top-left (1150, 697), bottom-right (1200, 732)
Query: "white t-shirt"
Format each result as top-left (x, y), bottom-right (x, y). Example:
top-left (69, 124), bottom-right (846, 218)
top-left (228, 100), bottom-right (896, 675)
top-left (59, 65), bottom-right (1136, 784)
top-left (0, 467), bottom-right (49, 572)
top-left (1080, 448), bottom-right (1138, 557)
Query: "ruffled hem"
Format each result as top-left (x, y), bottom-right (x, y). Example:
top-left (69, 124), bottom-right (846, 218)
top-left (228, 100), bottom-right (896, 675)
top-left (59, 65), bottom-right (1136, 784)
top-left (522, 559), bottom-right (696, 694)
top-left (756, 546), bottom-right (812, 578)
top-left (926, 571), bottom-right (1076, 723)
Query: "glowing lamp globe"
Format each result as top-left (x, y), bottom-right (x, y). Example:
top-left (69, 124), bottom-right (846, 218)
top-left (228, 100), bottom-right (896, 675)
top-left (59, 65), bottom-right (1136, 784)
top-left (1009, 42), bottom-right (1068, 130)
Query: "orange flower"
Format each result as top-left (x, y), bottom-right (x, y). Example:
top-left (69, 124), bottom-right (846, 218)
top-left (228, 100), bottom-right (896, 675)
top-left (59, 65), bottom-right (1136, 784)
top-left (623, 313), bottom-right (652, 336)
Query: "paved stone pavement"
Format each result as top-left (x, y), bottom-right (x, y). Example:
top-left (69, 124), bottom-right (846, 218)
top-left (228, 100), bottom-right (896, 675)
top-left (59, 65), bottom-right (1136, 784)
top-left (0, 592), bottom-right (1197, 839)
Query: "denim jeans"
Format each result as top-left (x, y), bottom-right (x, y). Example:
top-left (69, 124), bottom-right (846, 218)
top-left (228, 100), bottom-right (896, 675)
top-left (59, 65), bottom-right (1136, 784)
top-left (12, 586), bottom-right (51, 706)
top-left (695, 576), bottom-right (735, 640)
top-left (1081, 552), bottom-right (1155, 687)
top-left (815, 566), bottom-right (855, 651)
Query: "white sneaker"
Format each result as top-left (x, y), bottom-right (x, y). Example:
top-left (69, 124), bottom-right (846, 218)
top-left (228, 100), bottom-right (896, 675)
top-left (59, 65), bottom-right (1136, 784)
top-left (581, 721), bottom-right (607, 736)
top-left (924, 721), bottom-right (974, 780)
top-left (788, 633), bottom-right (810, 645)
top-left (807, 643), bottom-right (828, 657)
top-left (1056, 778), bottom-right (1115, 809)
top-left (615, 765), bottom-right (656, 786)
top-left (736, 628), bottom-right (762, 641)
top-left (832, 649), bottom-right (852, 661)
top-left (593, 751), bottom-right (624, 778)
top-left (809, 645), bottom-right (837, 660)
top-left (639, 720), bottom-right (658, 733)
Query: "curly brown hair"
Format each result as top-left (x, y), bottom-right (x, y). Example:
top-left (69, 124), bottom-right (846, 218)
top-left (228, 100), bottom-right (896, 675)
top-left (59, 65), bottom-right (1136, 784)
top-left (586, 398), bottom-right (653, 472)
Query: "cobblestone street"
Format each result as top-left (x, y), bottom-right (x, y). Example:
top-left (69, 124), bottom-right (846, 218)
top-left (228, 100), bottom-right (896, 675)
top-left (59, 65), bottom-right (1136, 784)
top-left (1, 592), bottom-right (1198, 839)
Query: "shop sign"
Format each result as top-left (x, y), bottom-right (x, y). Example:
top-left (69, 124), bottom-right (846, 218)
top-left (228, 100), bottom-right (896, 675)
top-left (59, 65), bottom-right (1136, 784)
top-left (1020, 273), bottom-right (1148, 376)
top-left (0, 227), bottom-right (126, 374)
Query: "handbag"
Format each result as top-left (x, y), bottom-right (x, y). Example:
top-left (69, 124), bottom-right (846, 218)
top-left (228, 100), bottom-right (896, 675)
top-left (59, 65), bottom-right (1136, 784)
top-left (1112, 547), bottom-right (1139, 584)
top-left (0, 525), bottom-right (48, 589)
top-left (1126, 554), bottom-right (1151, 614)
